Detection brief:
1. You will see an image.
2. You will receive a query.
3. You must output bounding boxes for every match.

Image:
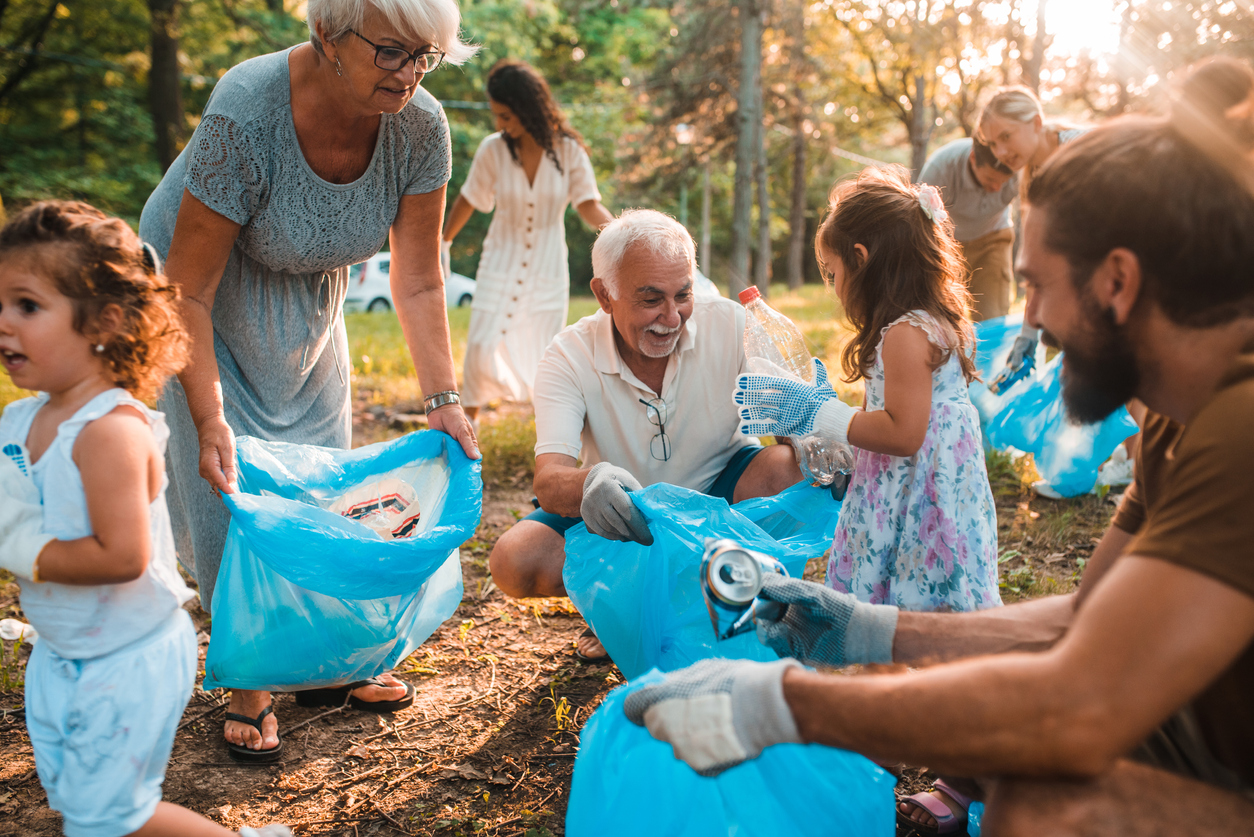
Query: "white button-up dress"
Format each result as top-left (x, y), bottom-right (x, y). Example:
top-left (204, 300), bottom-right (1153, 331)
top-left (458, 132), bottom-right (602, 406)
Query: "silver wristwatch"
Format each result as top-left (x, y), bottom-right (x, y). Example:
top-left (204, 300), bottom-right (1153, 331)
top-left (423, 390), bottom-right (461, 414)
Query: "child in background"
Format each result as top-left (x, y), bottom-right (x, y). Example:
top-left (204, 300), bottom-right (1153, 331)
top-left (0, 201), bottom-right (288, 837)
top-left (735, 168), bottom-right (1001, 612)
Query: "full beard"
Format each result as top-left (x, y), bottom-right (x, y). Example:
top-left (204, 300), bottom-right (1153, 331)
top-left (1052, 299), bottom-right (1140, 425)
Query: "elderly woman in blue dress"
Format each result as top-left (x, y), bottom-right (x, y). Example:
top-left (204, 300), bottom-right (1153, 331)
top-left (139, 0), bottom-right (478, 762)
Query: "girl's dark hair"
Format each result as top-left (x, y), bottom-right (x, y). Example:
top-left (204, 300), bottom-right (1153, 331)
top-left (486, 59), bottom-right (586, 174)
top-left (0, 200), bottom-right (189, 401)
top-left (816, 166), bottom-right (977, 384)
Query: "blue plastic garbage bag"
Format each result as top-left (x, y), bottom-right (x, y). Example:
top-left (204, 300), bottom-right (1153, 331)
top-left (563, 481), bottom-right (842, 681)
top-left (972, 315), bottom-right (1137, 497)
top-left (203, 431), bottom-right (480, 691)
top-left (566, 669), bottom-right (896, 837)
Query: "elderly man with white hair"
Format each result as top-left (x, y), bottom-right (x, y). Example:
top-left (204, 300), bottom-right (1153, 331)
top-left (489, 209), bottom-right (803, 660)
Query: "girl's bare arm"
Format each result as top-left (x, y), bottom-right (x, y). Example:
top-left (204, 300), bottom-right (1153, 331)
top-left (845, 322), bottom-right (936, 457)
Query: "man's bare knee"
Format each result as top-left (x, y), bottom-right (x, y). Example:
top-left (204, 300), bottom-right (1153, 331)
top-left (488, 520), bottom-right (568, 599)
top-left (732, 443), bottom-right (804, 503)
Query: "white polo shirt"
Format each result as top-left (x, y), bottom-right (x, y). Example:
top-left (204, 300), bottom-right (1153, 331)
top-left (533, 296), bottom-right (755, 493)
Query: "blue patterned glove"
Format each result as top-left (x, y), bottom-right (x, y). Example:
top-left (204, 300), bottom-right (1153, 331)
top-left (988, 333), bottom-right (1038, 395)
top-left (735, 358), bottom-right (839, 438)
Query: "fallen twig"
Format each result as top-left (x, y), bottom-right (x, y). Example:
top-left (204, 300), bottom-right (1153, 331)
top-left (280, 703), bottom-right (347, 737)
top-left (371, 799), bottom-right (412, 834)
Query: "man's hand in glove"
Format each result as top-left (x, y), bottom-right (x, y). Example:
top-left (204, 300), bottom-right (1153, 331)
top-left (754, 574), bottom-right (898, 668)
top-left (0, 454), bottom-right (52, 582)
top-left (623, 658), bottom-right (802, 776)
top-left (580, 462), bottom-right (654, 545)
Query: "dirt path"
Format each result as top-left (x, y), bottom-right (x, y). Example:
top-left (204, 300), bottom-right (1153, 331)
top-left (0, 406), bottom-right (1118, 836)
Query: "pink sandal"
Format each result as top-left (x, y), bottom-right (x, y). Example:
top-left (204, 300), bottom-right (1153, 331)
top-left (896, 778), bottom-right (976, 836)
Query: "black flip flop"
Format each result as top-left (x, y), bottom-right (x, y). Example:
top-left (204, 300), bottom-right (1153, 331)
top-left (574, 626), bottom-right (611, 664)
top-left (294, 676), bottom-right (416, 713)
top-left (225, 704), bottom-right (283, 764)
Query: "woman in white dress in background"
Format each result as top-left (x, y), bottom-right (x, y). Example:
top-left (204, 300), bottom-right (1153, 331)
top-left (442, 60), bottom-right (613, 420)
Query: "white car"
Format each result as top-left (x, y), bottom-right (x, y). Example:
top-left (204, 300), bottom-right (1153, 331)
top-left (344, 252), bottom-right (477, 313)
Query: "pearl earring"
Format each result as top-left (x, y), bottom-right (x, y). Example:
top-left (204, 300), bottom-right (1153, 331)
top-left (335, 57), bottom-right (343, 77)
top-left (95, 344), bottom-right (105, 353)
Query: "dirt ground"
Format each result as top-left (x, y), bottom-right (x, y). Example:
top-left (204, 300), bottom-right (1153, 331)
top-left (0, 403), bottom-right (1119, 836)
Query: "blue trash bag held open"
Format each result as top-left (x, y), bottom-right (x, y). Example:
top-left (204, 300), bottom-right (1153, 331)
top-left (566, 670), bottom-right (896, 837)
top-left (972, 315), bottom-right (1137, 497)
top-left (563, 481), bottom-right (843, 680)
top-left (203, 431), bottom-right (481, 692)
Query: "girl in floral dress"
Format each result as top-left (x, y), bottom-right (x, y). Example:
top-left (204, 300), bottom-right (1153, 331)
top-left (734, 166), bottom-right (1000, 612)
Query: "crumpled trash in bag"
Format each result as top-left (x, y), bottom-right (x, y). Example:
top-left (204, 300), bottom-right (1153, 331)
top-left (203, 430), bottom-right (480, 692)
top-left (566, 670), bottom-right (895, 836)
top-left (972, 315), bottom-right (1137, 497)
top-left (328, 477), bottom-right (422, 540)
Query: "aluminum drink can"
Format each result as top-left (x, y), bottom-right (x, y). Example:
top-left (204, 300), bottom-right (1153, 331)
top-left (700, 538), bottom-right (788, 640)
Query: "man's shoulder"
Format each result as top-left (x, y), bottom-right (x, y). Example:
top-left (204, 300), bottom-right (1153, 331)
top-left (543, 309), bottom-right (606, 363)
top-left (924, 138), bottom-right (972, 168)
top-left (1185, 351), bottom-right (1254, 460)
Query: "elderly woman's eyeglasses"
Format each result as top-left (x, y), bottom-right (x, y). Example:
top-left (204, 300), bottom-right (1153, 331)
top-left (639, 398), bottom-right (672, 462)
top-left (350, 30), bottom-right (445, 74)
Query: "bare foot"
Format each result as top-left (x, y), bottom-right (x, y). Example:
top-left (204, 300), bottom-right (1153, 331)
top-left (224, 689), bottom-right (279, 751)
top-left (576, 632), bottom-right (607, 660)
top-left (349, 672), bottom-right (409, 704)
top-left (899, 786), bottom-right (965, 830)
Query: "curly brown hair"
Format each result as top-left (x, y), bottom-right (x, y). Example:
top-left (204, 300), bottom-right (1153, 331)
top-left (816, 166), bottom-right (978, 384)
top-left (0, 200), bottom-right (189, 401)
top-left (486, 59), bottom-right (587, 174)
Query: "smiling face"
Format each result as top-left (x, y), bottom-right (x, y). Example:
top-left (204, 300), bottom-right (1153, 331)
top-left (593, 245), bottom-right (695, 362)
top-left (0, 246), bottom-right (109, 395)
top-left (489, 99), bottom-right (529, 141)
top-left (320, 5), bottom-right (434, 115)
top-left (979, 112), bottom-right (1045, 172)
top-left (1019, 207), bottom-right (1142, 423)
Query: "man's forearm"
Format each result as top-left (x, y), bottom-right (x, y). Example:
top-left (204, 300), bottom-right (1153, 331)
top-left (892, 594), bottom-right (1075, 665)
top-left (533, 460), bottom-right (591, 518)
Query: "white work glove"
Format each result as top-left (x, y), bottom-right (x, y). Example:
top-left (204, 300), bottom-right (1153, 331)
top-left (754, 574), bottom-right (898, 667)
top-left (0, 453), bottom-right (52, 582)
top-left (623, 658), bottom-right (802, 776)
top-left (440, 239), bottom-right (452, 279)
top-left (239, 827), bottom-right (293, 837)
top-left (581, 462), bottom-right (654, 545)
top-left (735, 358), bottom-right (858, 444)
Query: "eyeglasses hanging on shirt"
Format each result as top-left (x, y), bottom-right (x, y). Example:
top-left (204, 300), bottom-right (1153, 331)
top-left (639, 397), bottom-right (672, 462)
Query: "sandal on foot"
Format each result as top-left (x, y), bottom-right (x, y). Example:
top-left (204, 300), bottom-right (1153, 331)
top-left (294, 676), bottom-right (415, 713)
top-left (574, 626), bottom-right (610, 664)
top-left (225, 704), bottom-right (283, 764)
top-left (896, 779), bottom-right (975, 836)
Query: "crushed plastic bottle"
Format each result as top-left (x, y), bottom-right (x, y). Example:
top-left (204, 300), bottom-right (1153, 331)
top-left (739, 286), bottom-right (853, 488)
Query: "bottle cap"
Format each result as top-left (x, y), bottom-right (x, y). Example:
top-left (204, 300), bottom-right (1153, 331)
top-left (738, 286), bottom-right (761, 304)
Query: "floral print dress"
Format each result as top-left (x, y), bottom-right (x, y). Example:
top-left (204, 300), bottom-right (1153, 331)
top-left (826, 311), bottom-right (1002, 612)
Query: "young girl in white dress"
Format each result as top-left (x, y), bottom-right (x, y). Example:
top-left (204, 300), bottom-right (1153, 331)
top-left (0, 201), bottom-right (288, 837)
top-left (442, 60), bottom-right (613, 419)
top-left (735, 167), bottom-right (1001, 613)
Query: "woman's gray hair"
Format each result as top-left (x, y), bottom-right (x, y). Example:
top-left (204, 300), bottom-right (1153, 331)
top-left (592, 209), bottom-right (696, 297)
top-left (308, 0), bottom-right (477, 65)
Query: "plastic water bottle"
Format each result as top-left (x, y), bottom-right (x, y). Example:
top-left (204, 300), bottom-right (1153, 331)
top-left (738, 286), bottom-right (854, 489)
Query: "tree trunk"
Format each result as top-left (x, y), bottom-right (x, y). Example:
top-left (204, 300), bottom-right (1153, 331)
top-left (1025, 0), bottom-right (1047, 94)
top-left (265, 0), bottom-right (284, 11)
top-left (700, 162), bottom-right (712, 276)
top-left (908, 74), bottom-right (931, 177)
top-left (148, 0), bottom-right (185, 173)
top-left (786, 0), bottom-right (807, 291)
top-left (754, 110), bottom-right (770, 297)
top-left (730, 0), bottom-right (762, 297)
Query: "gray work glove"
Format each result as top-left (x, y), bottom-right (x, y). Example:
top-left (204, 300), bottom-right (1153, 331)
top-left (754, 574), bottom-right (898, 668)
top-left (580, 462), bottom-right (654, 545)
top-left (0, 453), bottom-right (52, 582)
top-left (624, 658), bottom-right (802, 776)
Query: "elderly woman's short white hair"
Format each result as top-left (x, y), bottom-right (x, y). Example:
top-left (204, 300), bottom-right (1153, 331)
top-left (308, 0), bottom-right (477, 65)
top-left (592, 209), bottom-right (696, 297)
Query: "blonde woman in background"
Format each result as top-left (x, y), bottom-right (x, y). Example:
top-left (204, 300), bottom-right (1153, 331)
top-left (442, 60), bottom-right (613, 421)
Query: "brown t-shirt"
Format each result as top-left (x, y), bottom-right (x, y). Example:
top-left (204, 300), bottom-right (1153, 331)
top-left (1112, 339), bottom-right (1254, 786)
